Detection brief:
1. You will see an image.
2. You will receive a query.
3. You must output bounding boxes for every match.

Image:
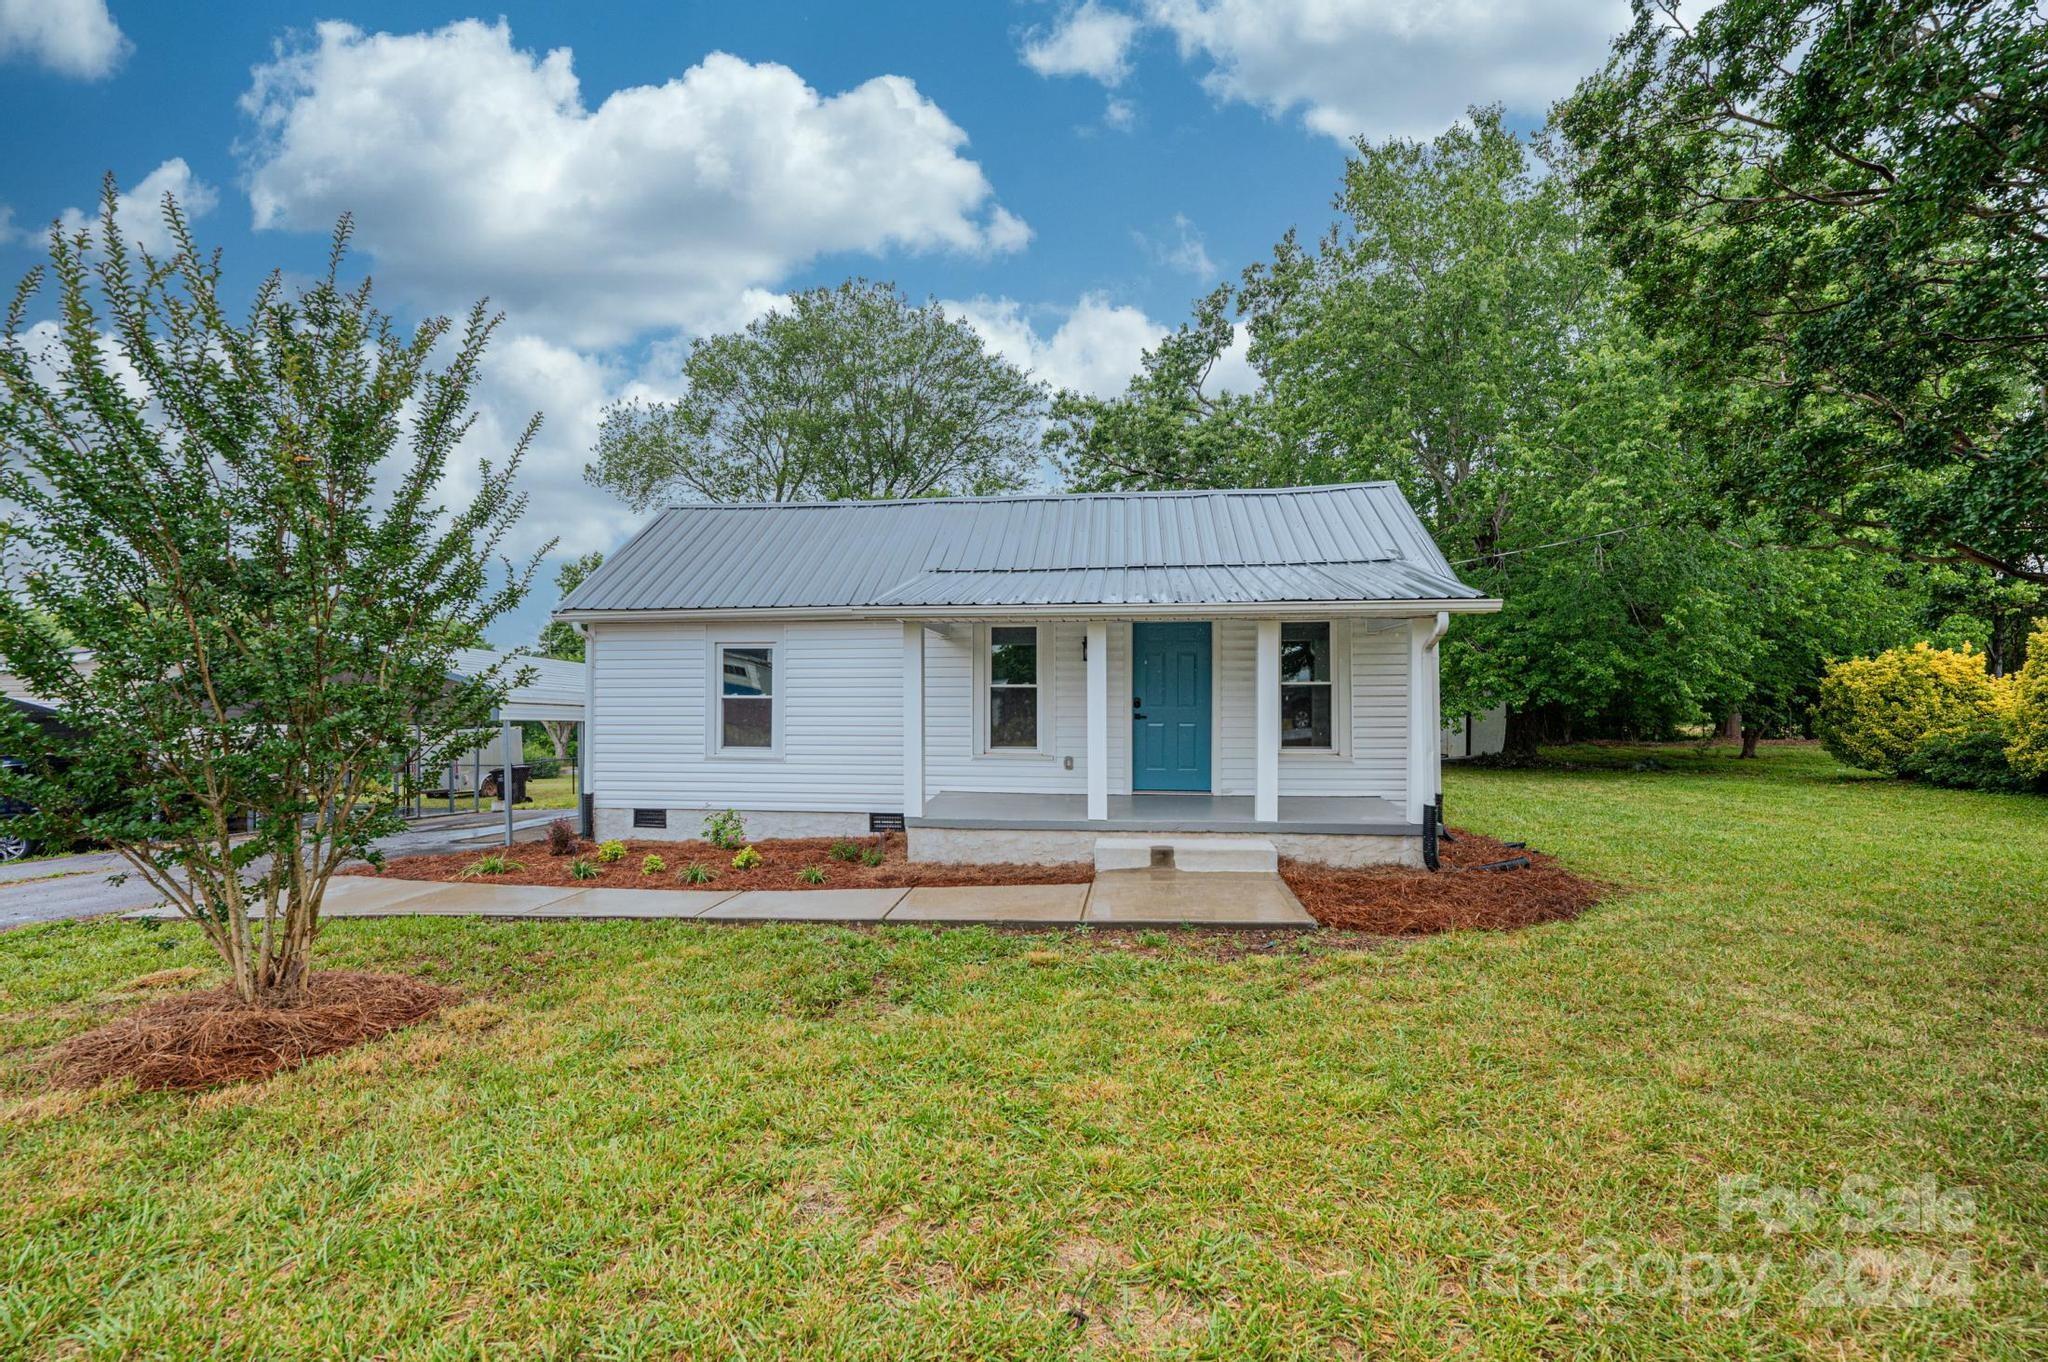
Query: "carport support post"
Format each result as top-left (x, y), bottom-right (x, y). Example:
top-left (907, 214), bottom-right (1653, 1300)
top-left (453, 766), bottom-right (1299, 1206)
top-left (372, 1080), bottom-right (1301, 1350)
top-left (901, 621), bottom-right (925, 820)
top-left (1086, 620), bottom-right (1108, 821)
top-left (501, 715), bottom-right (516, 847)
top-left (1254, 619), bottom-right (1280, 823)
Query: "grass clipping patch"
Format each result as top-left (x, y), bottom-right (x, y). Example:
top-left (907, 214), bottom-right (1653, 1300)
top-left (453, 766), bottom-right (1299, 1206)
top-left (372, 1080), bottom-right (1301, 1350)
top-left (47, 971), bottom-right (460, 1092)
top-left (1282, 830), bottom-right (1607, 935)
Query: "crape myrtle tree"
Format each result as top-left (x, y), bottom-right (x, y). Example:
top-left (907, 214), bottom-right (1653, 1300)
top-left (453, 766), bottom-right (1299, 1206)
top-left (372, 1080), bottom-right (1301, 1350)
top-left (1559, 0), bottom-right (2048, 585)
top-left (587, 279), bottom-right (1046, 508)
top-left (0, 182), bottom-right (545, 1005)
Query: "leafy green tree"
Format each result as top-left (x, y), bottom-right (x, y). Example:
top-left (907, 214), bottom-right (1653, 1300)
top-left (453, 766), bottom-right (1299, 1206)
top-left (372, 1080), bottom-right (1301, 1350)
top-left (1048, 285), bottom-right (1274, 491)
top-left (1234, 109), bottom-right (1764, 752)
top-left (537, 550), bottom-right (603, 662)
top-left (0, 183), bottom-right (543, 1004)
top-left (587, 280), bottom-right (1046, 508)
top-left (1559, 0), bottom-right (2048, 584)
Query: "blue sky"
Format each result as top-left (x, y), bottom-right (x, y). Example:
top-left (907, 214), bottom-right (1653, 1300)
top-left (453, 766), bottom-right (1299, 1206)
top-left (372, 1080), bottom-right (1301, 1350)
top-left (1, 0), bottom-right (1628, 645)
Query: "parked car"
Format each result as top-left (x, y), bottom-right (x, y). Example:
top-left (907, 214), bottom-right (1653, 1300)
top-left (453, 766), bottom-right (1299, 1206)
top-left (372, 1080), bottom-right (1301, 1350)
top-left (0, 756), bottom-right (31, 862)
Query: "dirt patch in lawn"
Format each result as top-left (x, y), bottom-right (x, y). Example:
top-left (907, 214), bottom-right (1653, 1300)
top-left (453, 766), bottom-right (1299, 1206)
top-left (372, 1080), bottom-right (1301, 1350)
top-left (47, 971), bottom-right (459, 1092)
top-left (346, 832), bottom-right (1092, 893)
top-left (1281, 830), bottom-right (1608, 935)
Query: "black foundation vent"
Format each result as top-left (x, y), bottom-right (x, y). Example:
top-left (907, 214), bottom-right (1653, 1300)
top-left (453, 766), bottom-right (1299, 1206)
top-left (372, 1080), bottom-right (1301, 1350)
top-left (632, 808), bottom-right (667, 829)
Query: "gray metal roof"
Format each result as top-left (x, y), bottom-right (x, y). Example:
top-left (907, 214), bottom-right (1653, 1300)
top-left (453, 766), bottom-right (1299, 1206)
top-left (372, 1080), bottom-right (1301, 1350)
top-left (558, 484), bottom-right (1490, 615)
top-left (450, 648), bottom-right (585, 719)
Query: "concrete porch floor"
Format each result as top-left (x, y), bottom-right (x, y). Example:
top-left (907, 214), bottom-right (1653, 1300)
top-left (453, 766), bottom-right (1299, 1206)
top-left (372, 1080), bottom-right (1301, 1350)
top-left (909, 790), bottom-right (1416, 836)
top-left (127, 869), bottom-right (1317, 928)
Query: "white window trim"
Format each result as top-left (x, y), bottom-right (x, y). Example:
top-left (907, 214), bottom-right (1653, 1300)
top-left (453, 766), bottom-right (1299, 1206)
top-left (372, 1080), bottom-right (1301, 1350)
top-left (1278, 618), bottom-right (1351, 758)
top-left (707, 631), bottom-right (784, 759)
top-left (973, 622), bottom-right (1055, 758)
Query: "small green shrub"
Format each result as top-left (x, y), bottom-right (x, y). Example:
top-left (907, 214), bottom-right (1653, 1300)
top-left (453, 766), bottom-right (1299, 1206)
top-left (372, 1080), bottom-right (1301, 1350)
top-left (828, 839), bottom-right (860, 862)
top-left (859, 847), bottom-right (886, 868)
top-left (595, 839), bottom-right (627, 864)
top-left (1900, 718), bottom-right (2042, 793)
top-left (545, 819), bottom-right (577, 856)
top-left (528, 756), bottom-right (561, 779)
top-left (567, 857), bottom-right (600, 881)
top-left (703, 809), bottom-right (747, 850)
top-left (460, 854), bottom-right (523, 878)
top-left (731, 845), bottom-right (762, 871)
top-left (678, 862), bottom-right (717, 885)
top-left (641, 853), bottom-right (667, 875)
top-left (796, 864), bottom-right (827, 885)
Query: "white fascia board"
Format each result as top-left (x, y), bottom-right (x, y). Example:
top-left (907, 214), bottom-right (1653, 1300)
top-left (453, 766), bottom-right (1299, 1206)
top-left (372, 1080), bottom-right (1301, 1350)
top-left (552, 598), bottom-right (1503, 626)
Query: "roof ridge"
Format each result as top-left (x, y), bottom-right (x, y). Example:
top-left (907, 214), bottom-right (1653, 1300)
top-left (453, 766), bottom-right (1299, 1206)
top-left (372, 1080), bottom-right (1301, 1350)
top-left (654, 482), bottom-right (1399, 512)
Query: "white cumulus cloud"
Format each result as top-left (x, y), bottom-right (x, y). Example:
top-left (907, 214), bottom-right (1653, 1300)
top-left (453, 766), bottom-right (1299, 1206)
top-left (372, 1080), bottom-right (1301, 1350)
top-left (946, 293), bottom-right (1165, 398)
top-left (1020, 2), bottom-right (1142, 85)
top-left (1143, 0), bottom-right (1629, 141)
top-left (1019, 0), bottom-right (1628, 143)
top-left (0, 0), bottom-right (128, 79)
top-left (51, 159), bottom-right (219, 257)
top-left (239, 20), bottom-right (1030, 348)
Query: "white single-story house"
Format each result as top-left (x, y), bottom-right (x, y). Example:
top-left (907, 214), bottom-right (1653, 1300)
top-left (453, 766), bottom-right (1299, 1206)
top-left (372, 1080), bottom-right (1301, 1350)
top-left (553, 484), bottom-right (1500, 867)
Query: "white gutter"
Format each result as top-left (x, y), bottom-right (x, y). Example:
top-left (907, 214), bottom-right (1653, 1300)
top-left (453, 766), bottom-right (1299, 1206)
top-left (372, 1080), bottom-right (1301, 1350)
top-left (554, 598), bottom-right (1503, 625)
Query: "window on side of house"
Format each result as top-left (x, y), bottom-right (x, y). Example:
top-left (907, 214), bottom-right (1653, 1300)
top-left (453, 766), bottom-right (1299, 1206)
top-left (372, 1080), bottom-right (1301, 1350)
top-left (987, 625), bottom-right (1039, 749)
top-left (718, 644), bottom-right (775, 750)
top-left (1279, 622), bottom-right (1334, 749)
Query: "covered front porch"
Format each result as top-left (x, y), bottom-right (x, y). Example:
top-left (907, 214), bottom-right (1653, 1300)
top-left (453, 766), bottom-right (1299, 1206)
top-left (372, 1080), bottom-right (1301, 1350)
top-left (898, 611), bottom-right (1446, 865)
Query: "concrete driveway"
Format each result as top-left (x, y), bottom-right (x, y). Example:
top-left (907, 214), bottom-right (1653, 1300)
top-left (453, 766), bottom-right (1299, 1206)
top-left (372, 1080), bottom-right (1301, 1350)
top-left (0, 812), bottom-right (561, 931)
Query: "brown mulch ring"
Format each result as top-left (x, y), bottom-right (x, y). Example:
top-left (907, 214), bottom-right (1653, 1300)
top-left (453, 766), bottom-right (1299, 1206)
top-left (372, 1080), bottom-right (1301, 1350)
top-left (344, 831), bottom-right (1093, 893)
top-left (46, 971), bottom-right (459, 1091)
top-left (1280, 829), bottom-right (1608, 935)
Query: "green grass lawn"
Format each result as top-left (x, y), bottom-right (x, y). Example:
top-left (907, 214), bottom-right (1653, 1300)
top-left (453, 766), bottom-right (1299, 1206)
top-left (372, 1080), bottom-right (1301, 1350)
top-left (517, 772), bottom-right (579, 810)
top-left (2, 745), bottom-right (2043, 1358)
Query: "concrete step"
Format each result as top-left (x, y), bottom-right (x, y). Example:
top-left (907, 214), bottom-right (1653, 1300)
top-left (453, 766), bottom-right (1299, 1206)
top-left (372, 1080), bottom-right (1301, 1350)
top-left (1092, 835), bottom-right (1278, 874)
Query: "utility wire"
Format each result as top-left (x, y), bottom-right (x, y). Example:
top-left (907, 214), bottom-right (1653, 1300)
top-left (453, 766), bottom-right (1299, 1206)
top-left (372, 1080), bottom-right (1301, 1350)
top-left (1452, 525), bottom-right (1646, 568)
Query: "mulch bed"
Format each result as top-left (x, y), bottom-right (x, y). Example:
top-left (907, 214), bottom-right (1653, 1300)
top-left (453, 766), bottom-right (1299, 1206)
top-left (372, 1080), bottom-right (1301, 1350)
top-left (46, 971), bottom-right (459, 1091)
top-left (344, 828), bottom-right (1601, 938)
top-left (345, 832), bottom-right (1093, 893)
top-left (1280, 829), bottom-right (1607, 935)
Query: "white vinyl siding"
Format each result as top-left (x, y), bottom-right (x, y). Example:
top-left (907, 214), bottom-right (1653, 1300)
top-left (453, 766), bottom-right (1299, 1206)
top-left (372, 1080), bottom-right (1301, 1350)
top-left (1213, 618), bottom-right (1409, 803)
top-left (925, 620), bottom-right (1129, 796)
top-left (590, 619), bottom-right (901, 812)
top-left (590, 613), bottom-right (1414, 814)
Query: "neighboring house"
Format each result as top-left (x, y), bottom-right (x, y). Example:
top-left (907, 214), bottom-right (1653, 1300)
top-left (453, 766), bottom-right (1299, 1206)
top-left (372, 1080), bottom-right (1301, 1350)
top-left (1444, 704), bottom-right (1508, 760)
top-left (556, 484), bottom-right (1500, 867)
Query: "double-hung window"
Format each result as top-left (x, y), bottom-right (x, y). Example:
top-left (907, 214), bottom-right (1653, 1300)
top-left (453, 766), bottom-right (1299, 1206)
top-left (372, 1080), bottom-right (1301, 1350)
top-left (987, 626), bottom-right (1039, 749)
top-left (1279, 622), bottom-right (1335, 749)
top-left (718, 644), bottom-right (775, 750)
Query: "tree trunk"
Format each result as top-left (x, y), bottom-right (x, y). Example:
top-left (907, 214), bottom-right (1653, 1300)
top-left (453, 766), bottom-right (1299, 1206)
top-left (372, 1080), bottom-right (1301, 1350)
top-left (542, 720), bottom-right (573, 762)
top-left (1718, 710), bottom-right (1743, 741)
top-left (1739, 725), bottom-right (1761, 759)
top-left (1501, 707), bottom-right (1544, 764)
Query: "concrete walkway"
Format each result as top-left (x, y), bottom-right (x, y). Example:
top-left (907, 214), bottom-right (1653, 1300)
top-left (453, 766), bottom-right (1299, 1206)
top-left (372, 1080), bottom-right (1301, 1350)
top-left (126, 869), bottom-right (1316, 928)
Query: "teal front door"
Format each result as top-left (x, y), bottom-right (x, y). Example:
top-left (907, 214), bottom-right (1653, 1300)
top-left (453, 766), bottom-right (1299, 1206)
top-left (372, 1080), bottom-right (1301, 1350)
top-left (1131, 622), bottom-right (1212, 791)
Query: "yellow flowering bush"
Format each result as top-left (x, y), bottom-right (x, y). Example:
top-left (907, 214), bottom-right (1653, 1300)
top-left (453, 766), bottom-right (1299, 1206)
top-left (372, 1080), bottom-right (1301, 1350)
top-left (1814, 642), bottom-right (2005, 774)
top-left (2005, 622), bottom-right (2048, 780)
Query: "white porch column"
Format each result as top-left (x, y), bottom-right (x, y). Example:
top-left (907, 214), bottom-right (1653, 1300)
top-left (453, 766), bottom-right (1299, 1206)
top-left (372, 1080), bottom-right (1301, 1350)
top-left (1407, 613), bottom-right (1448, 824)
top-left (901, 621), bottom-right (925, 820)
top-left (1086, 619), bottom-right (1109, 821)
top-left (1254, 618), bottom-right (1280, 823)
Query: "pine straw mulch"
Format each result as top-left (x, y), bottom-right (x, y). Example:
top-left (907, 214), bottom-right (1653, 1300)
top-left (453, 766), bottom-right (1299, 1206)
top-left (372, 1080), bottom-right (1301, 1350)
top-left (344, 832), bottom-right (1094, 893)
top-left (45, 971), bottom-right (460, 1092)
top-left (1280, 829), bottom-right (1609, 935)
